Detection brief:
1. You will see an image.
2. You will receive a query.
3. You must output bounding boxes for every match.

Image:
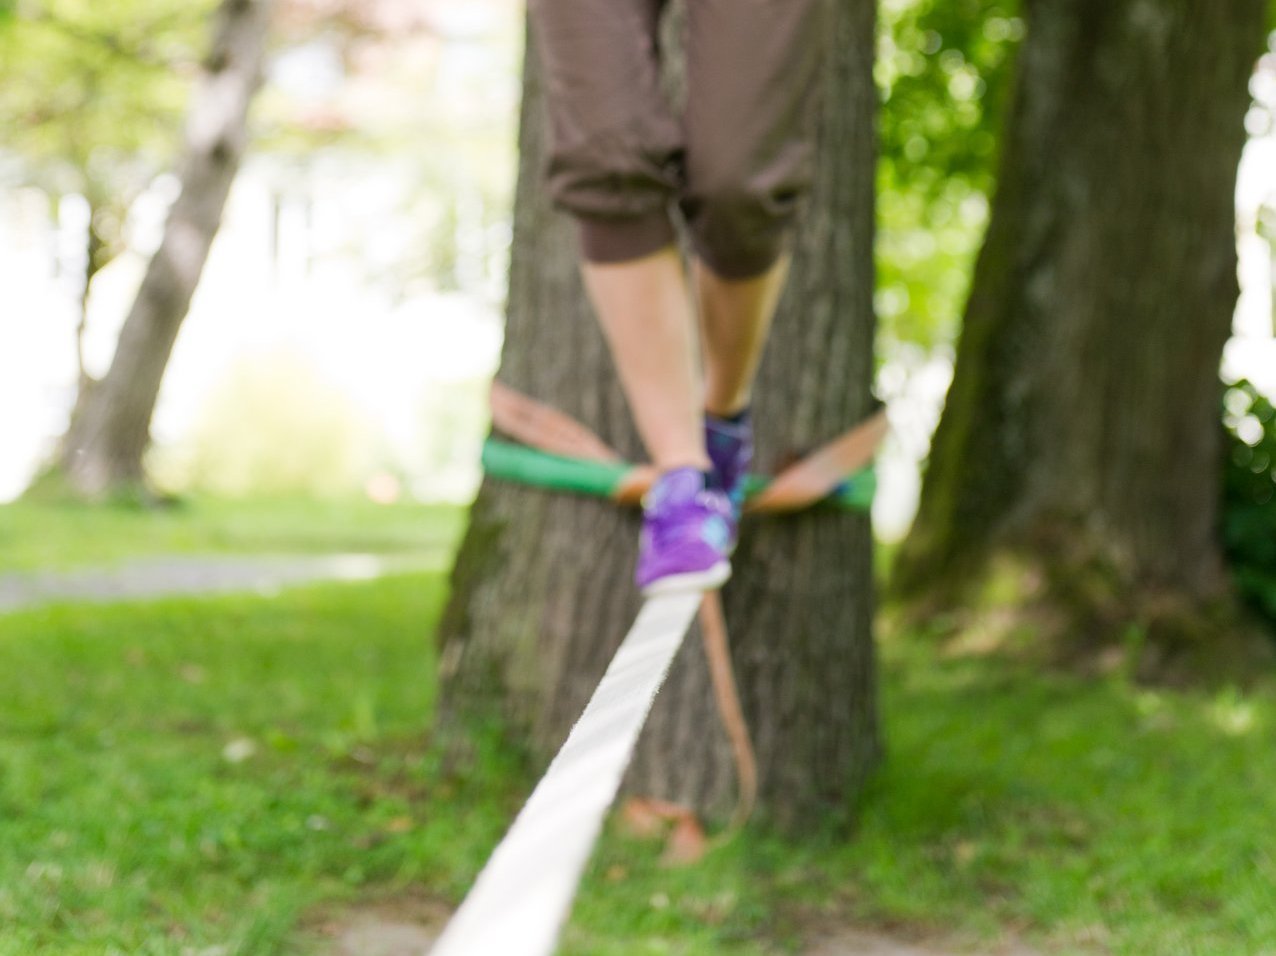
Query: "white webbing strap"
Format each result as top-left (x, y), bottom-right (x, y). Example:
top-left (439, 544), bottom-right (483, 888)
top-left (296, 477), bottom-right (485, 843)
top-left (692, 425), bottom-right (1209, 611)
top-left (430, 591), bottom-right (703, 956)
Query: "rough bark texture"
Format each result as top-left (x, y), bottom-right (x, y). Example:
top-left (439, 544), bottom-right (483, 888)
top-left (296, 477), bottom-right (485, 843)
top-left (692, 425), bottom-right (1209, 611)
top-left (437, 0), bottom-right (880, 830)
top-left (54, 0), bottom-right (273, 499)
top-left (894, 0), bottom-right (1270, 673)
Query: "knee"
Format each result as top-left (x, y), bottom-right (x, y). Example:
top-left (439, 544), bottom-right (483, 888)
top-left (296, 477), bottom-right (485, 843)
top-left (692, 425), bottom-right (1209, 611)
top-left (683, 169), bottom-right (804, 279)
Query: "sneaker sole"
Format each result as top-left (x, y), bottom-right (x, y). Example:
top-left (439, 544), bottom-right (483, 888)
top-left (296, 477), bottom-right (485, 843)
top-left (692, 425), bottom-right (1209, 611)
top-left (640, 561), bottom-right (731, 597)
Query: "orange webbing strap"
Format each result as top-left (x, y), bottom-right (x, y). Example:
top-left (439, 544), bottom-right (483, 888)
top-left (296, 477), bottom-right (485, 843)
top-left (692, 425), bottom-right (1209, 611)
top-left (746, 407), bottom-right (888, 513)
top-left (490, 380), bottom-right (623, 463)
top-left (700, 591), bottom-right (758, 829)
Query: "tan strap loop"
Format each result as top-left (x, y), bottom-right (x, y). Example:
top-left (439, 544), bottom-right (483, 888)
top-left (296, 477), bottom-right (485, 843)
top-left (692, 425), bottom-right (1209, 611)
top-left (490, 381), bottom-right (622, 463)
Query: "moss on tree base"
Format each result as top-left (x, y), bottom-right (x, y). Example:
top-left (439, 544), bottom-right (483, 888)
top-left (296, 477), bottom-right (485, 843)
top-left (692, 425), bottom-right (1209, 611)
top-left (889, 539), bottom-right (1275, 689)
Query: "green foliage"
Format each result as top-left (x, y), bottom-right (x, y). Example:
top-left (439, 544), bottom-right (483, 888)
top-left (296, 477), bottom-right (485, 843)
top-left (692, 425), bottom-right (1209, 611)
top-left (0, 0), bottom-right (210, 175)
top-left (877, 0), bottom-right (1023, 348)
top-left (0, 0), bottom-right (215, 280)
top-left (1223, 380), bottom-right (1276, 634)
top-left (159, 352), bottom-right (378, 499)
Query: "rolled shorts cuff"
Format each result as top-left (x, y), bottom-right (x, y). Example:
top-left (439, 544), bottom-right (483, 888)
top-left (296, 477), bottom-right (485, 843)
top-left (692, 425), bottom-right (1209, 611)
top-left (578, 210), bottom-right (678, 265)
top-left (690, 227), bottom-right (790, 281)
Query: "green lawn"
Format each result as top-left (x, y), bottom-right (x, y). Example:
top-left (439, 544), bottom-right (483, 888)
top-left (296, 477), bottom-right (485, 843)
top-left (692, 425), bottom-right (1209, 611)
top-left (2, 570), bottom-right (1274, 954)
top-left (0, 576), bottom-right (509, 955)
top-left (0, 498), bottom-right (465, 573)
top-left (567, 643), bottom-right (1276, 955)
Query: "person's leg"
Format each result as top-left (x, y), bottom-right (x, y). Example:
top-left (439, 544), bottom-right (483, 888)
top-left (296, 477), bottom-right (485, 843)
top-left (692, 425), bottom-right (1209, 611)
top-left (529, 0), bottom-right (707, 472)
top-left (682, 0), bottom-right (831, 413)
top-left (695, 255), bottom-right (790, 419)
top-left (529, 0), bottom-right (729, 593)
top-left (583, 250), bottom-right (710, 471)
top-left (587, 250), bottom-right (732, 594)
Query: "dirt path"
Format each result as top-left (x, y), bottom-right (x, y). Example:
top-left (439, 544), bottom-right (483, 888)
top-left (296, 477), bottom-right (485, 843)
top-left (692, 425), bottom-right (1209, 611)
top-left (0, 552), bottom-right (446, 613)
top-left (309, 900), bottom-right (1041, 956)
top-left (805, 930), bottom-right (1040, 955)
top-left (316, 919), bottom-right (1039, 956)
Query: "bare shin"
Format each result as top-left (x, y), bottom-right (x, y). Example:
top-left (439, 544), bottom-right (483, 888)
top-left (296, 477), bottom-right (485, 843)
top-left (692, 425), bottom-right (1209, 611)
top-left (695, 255), bottom-right (790, 418)
top-left (582, 247), bottom-right (710, 472)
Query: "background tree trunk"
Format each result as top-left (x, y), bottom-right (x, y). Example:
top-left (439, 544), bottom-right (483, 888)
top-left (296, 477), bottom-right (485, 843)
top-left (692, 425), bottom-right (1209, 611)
top-left (76, 200), bottom-right (106, 391)
top-left (74, 192), bottom-right (121, 394)
top-left (438, 0), bottom-right (880, 830)
top-left (894, 0), bottom-right (1271, 676)
top-left (53, 0), bottom-right (273, 500)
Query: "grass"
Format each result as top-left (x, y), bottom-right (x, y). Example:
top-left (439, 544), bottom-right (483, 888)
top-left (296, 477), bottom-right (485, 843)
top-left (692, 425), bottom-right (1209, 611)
top-left (2, 571), bottom-right (1274, 954)
top-left (841, 645), bottom-right (1276, 953)
top-left (0, 498), bottom-right (465, 573)
top-left (565, 640), bottom-right (1276, 955)
top-left (0, 575), bottom-right (520, 955)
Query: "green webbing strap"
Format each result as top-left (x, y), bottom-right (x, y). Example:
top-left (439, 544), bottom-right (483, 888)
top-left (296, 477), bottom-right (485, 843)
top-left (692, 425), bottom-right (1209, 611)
top-left (481, 438), bottom-right (876, 512)
top-left (482, 438), bottom-right (632, 499)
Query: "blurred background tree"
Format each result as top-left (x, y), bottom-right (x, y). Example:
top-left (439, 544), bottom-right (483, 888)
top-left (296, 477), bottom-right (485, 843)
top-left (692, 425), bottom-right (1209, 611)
top-left (51, 0), bottom-right (275, 500)
top-left (0, 0), bottom-right (216, 388)
top-left (2, 0), bottom-right (514, 502)
top-left (893, 0), bottom-right (1275, 678)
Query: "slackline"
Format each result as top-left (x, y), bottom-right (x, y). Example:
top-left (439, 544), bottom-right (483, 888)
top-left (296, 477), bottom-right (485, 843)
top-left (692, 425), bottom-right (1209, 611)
top-left (430, 591), bottom-right (703, 956)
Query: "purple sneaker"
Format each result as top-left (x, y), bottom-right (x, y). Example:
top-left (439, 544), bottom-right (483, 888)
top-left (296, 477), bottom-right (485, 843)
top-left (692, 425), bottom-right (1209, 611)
top-left (635, 467), bottom-right (733, 596)
top-left (705, 410), bottom-right (753, 544)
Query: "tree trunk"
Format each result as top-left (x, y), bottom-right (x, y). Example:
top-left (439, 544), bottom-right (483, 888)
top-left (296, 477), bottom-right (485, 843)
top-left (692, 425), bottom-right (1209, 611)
top-left (54, 0), bottom-right (273, 500)
top-left (437, 0), bottom-right (880, 830)
top-left (894, 0), bottom-right (1271, 677)
top-left (75, 198), bottom-right (111, 393)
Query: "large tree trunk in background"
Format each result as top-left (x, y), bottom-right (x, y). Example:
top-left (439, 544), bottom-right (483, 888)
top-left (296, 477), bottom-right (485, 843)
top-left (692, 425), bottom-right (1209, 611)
top-left (438, 0), bottom-right (880, 830)
top-left (894, 0), bottom-right (1271, 678)
top-left (53, 0), bottom-right (272, 500)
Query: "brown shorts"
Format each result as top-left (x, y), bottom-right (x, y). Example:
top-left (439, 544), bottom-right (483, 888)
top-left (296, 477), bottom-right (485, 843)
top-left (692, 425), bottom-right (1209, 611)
top-left (527, 0), bottom-right (831, 279)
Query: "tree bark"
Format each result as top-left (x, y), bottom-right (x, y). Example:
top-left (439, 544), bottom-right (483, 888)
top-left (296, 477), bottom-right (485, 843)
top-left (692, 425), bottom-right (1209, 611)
top-left (54, 0), bottom-right (273, 499)
top-left (74, 197), bottom-right (112, 393)
top-left (437, 0), bottom-right (880, 830)
top-left (894, 0), bottom-right (1271, 676)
